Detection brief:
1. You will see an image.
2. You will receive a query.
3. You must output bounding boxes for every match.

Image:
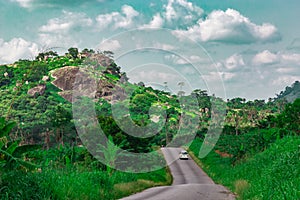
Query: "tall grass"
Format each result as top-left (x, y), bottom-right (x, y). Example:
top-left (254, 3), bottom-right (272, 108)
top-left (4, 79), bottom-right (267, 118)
top-left (0, 145), bottom-right (172, 200)
top-left (0, 167), bottom-right (171, 200)
top-left (189, 136), bottom-right (300, 200)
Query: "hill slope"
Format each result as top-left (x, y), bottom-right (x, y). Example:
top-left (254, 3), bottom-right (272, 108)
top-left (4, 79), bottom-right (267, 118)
top-left (275, 81), bottom-right (300, 102)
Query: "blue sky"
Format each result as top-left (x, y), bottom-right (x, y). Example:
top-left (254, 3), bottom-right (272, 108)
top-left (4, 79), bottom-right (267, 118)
top-left (1, 0), bottom-right (300, 100)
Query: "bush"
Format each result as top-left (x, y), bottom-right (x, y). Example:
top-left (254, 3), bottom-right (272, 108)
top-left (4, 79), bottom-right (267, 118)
top-left (189, 136), bottom-right (300, 200)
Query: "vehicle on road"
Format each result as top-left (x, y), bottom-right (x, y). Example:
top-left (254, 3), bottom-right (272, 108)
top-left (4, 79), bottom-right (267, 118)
top-left (179, 150), bottom-right (188, 160)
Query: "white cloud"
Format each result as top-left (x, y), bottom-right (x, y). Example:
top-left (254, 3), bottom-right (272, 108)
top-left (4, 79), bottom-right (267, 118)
top-left (38, 33), bottom-right (77, 50)
top-left (215, 54), bottom-right (245, 72)
top-left (173, 8), bottom-right (280, 43)
top-left (39, 10), bottom-right (93, 34)
top-left (252, 50), bottom-right (300, 66)
top-left (96, 5), bottom-right (139, 30)
top-left (0, 38), bottom-right (39, 64)
top-left (165, 0), bottom-right (176, 21)
top-left (221, 72), bottom-right (236, 81)
top-left (141, 13), bottom-right (164, 29)
top-left (281, 53), bottom-right (300, 63)
top-left (153, 43), bottom-right (177, 51)
top-left (10, 0), bottom-right (33, 8)
top-left (224, 54), bottom-right (245, 70)
top-left (165, 54), bottom-right (206, 65)
top-left (38, 11), bottom-right (92, 49)
top-left (202, 71), bottom-right (235, 82)
top-left (98, 39), bottom-right (121, 52)
top-left (252, 50), bottom-right (279, 65)
top-left (271, 75), bottom-right (300, 87)
top-left (163, 0), bottom-right (203, 26)
top-left (276, 67), bottom-right (297, 73)
top-left (128, 70), bottom-right (180, 86)
top-left (96, 12), bottom-right (119, 30)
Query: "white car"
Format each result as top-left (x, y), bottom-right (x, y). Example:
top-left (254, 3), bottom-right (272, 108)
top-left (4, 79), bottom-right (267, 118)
top-left (179, 150), bottom-right (188, 160)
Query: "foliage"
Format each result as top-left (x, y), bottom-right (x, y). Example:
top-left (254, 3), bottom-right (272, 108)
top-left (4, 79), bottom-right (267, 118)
top-left (0, 145), bottom-right (171, 200)
top-left (189, 136), bottom-right (300, 200)
top-left (0, 48), bottom-right (299, 199)
top-left (0, 117), bottom-right (38, 172)
top-left (276, 98), bottom-right (300, 134)
top-left (275, 80), bottom-right (300, 102)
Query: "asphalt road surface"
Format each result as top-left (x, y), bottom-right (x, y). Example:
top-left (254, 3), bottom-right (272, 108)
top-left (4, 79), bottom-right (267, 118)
top-left (120, 147), bottom-right (235, 200)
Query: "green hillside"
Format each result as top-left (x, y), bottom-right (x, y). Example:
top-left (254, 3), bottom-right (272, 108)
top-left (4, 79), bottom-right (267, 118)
top-left (0, 48), bottom-right (299, 199)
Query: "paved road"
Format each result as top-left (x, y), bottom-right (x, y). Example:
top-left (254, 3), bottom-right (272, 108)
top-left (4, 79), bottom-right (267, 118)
top-left (120, 148), bottom-right (235, 200)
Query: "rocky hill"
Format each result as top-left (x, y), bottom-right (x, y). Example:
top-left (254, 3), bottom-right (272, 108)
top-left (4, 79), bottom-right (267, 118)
top-left (0, 48), bottom-right (297, 150)
top-left (275, 81), bottom-right (300, 102)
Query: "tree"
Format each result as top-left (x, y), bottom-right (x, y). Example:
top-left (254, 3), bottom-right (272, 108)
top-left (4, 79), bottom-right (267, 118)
top-left (178, 81), bottom-right (185, 91)
top-left (277, 98), bottom-right (300, 134)
top-left (137, 81), bottom-right (145, 87)
top-left (68, 47), bottom-right (79, 59)
top-left (81, 48), bottom-right (95, 54)
top-left (163, 82), bottom-right (168, 91)
top-left (227, 109), bottom-right (246, 135)
top-left (0, 117), bottom-right (37, 171)
top-left (177, 90), bottom-right (185, 97)
top-left (103, 51), bottom-right (114, 59)
top-left (191, 89), bottom-right (211, 109)
top-left (47, 105), bottom-right (73, 146)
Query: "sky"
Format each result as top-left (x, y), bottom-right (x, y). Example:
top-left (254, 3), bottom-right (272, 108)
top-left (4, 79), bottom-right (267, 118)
top-left (0, 0), bottom-right (300, 100)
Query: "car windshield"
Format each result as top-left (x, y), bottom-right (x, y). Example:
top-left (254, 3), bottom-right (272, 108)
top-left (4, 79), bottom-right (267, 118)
top-left (181, 151), bottom-right (188, 155)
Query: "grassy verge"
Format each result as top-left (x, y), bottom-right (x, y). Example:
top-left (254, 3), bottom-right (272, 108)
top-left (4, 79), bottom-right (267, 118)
top-left (0, 145), bottom-right (172, 200)
top-left (0, 167), bottom-right (172, 200)
top-left (188, 136), bottom-right (300, 200)
top-left (114, 166), bottom-right (172, 199)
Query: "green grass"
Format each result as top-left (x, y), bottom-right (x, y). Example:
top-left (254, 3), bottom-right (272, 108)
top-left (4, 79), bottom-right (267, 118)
top-left (0, 166), bottom-right (172, 200)
top-left (0, 144), bottom-right (172, 200)
top-left (189, 136), bottom-right (300, 200)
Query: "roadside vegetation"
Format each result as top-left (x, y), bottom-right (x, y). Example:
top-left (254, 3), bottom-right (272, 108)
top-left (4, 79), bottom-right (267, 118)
top-left (189, 98), bottom-right (300, 200)
top-left (0, 48), bottom-right (299, 199)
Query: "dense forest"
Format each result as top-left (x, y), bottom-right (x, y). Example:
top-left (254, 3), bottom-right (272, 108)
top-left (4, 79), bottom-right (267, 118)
top-left (0, 48), bottom-right (299, 199)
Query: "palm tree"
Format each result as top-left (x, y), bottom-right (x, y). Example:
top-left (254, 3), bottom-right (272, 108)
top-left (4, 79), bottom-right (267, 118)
top-left (163, 82), bottom-right (168, 91)
top-left (177, 90), bottom-right (185, 97)
top-left (178, 81), bottom-right (185, 91)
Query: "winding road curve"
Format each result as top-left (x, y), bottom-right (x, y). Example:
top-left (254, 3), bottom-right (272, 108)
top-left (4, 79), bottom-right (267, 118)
top-left (121, 148), bottom-right (235, 200)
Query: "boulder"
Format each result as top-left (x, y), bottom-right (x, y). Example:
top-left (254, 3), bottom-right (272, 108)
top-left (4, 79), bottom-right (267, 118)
top-left (27, 84), bottom-right (46, 97)
top-left (50, 66), bottom-right (125, 102)
top-left (42, 76), bottom-right (49, 81)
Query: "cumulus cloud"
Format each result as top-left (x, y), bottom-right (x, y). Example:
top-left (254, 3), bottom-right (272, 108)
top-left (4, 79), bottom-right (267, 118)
top-left (281, 53), bottom-right (300, 63)
top-left (252, 50), bottom-right (300, 66)
top-left (0, 38), bottom-right (39, 64)
top-left (165, 0), bottom-right (203, 21)
top-left (38, 33), bottom-right (77, 50)
top-left (252, 50), bottom-right (279, 65)
top-left (141, 13), bottom-right (164, 29)
top-left (271, 75), bottom-right (300, 87)
top-left (39, 10), bottom-right (93, 34)
top-left (165, 54), bottom-right (206, 65)
top-left (98, 40), bottom-right (121, 52)
top-left (224, 54), bottom-right (245, 70)
top-left (164, 0), bottom-right (203, 26)
top-left (202, 71), bottom-right (235, 82)
top-left (215, 54), bottom-right (245, 72)
top-left (173, 8), bottom-right (280, 44)
top-left (38, 11), bottom-right (92, 48)
top-left (96, 5), bottom-right (139, 30)
top-left (209, 54), bottom-right (246, 83)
